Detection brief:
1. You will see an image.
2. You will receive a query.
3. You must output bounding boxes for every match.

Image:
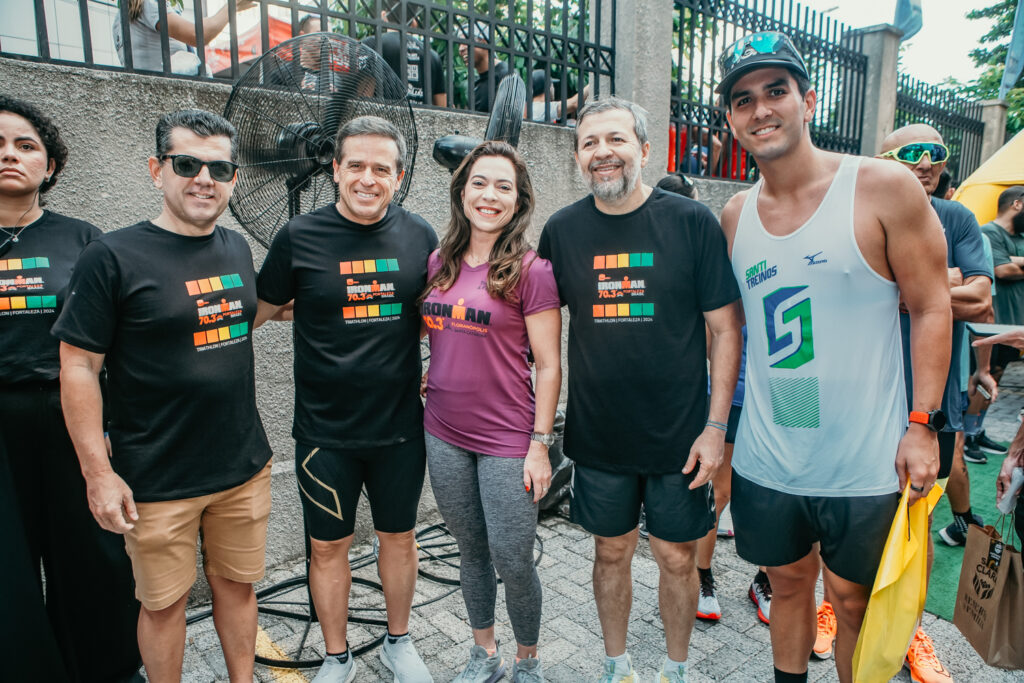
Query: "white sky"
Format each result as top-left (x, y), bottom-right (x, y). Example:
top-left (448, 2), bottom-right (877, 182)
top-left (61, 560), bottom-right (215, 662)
top-left (798, 0), bottom-right (998, 85)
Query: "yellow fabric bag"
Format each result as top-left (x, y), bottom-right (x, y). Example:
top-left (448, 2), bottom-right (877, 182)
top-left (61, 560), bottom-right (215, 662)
top-left (852, 483), bottom-right (945, 683)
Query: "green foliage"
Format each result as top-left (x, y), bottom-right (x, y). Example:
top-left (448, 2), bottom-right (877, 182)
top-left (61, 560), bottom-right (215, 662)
top-left (955, 0), bottom-right (1024, 138)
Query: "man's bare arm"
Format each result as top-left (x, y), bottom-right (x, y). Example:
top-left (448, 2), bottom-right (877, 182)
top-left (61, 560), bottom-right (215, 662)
top-left (877, 165), bottom-right (952, 502)
top-left (950, 275), bottom-right (992, 322)
top-left (60, 342), bottom-right (138, 533)
top-left (254, 298), bottom-right (291, 328)
top-left (994, 262), bottom-right (1024, 280)
top-left (683, 301), bottom-right (742, 490)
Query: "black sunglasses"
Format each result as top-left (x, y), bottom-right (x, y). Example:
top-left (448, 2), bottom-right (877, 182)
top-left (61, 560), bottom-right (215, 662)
top-left (160, 154), bottom-right (239, 182)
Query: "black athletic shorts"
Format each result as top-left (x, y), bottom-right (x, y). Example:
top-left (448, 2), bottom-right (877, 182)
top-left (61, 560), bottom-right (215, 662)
top-left (731, 472), bottom-right (900, 586)
top-left (938, 430), bottom-right (955, 480)
top-left (725, 404), bottom-right (742, 445)
top-left (569, 463), bottom-right (715, 543)
top-left (295, 438), bottom-right (425, 540)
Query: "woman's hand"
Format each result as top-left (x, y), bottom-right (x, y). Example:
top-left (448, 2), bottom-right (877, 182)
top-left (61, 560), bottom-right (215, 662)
top-left (523, 441), bottom-right (552, 504)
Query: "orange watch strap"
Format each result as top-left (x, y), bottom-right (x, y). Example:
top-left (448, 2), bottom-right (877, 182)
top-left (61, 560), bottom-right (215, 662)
top-left (908, 410), bottom-right (929, 425)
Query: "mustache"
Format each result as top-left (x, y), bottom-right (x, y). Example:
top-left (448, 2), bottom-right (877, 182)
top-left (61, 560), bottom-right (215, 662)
top-left (588, 159), bottom-right (624, 173)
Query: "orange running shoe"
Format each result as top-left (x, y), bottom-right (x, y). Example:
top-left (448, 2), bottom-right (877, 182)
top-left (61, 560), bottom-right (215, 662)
top-left (812, 601), bottom-right (836, 660)
top-left (904, 627), bottom-right (952, 682)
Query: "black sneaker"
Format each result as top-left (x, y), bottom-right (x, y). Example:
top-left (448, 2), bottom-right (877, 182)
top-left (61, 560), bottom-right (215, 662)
top-left (963, 439), bottom-right (988, 464)
top-left (938, 513), bottom-right (984, 546)
top-left (638, 507), bottom-right (649, 539)
top-left (976, 431), bottom-right (1008, 454)
top-left (938, 521), bottom-right (967, 546)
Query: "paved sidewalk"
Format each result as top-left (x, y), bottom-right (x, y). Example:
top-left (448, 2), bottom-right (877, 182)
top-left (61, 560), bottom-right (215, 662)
top-left (176, 365), bottom-right (1024, 683)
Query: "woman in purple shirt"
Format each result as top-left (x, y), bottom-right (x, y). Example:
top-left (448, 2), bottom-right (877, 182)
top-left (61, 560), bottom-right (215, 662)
top-left (420, 140), bottom-right (561, 683)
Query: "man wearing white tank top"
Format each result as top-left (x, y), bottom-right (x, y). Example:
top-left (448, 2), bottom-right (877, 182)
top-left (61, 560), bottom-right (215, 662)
top-left (715, 32), bottom-right (953, 683)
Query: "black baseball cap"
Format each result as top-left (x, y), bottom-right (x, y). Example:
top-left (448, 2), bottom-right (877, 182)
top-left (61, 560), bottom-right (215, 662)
top-left (716, 31), bottom-right (810, 98)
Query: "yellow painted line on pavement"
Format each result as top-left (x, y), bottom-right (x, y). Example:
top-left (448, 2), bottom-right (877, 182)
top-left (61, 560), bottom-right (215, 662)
top-left (256, 625), bottom-right (309, 682)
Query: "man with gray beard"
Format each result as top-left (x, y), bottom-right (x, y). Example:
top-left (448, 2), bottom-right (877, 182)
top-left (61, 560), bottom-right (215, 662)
top-left (538, 97), bottom-right (743, 683)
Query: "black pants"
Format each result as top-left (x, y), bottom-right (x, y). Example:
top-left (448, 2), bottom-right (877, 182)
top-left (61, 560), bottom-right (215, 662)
top-left (0, 383), bottom-right (140, 683)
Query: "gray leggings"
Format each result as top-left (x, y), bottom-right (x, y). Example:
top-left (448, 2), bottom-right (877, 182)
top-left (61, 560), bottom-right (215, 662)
top-left (425, 432), bottom-right (542, 646)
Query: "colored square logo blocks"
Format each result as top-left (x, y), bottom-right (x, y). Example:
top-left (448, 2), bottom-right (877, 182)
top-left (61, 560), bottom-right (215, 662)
top-left (185, 273), bottom-right (244, 297)
top-left (592, 302), bottom-right (654, 318)
top-left (342, 302), bottom-right (402, 319)
top-left (0, 256), bottom-right (50, 271)
top-left (193, 321), bottom-right (249, 347)
top-left (592, 253), bottom-right (654, 270)
top-left (339, 258), bottom-right (400, 275)
top-left (0, 295), bottom-right (57, 310)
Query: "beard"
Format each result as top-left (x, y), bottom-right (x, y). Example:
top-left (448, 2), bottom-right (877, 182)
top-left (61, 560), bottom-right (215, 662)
top-left (1012, 209), bottom-right (1024, 235)
top-left (583, 156), bottom-right (642, 204)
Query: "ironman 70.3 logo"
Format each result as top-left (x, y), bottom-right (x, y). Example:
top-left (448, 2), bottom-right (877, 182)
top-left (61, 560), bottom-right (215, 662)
top-left (762, 286), bottom-right (814, 369)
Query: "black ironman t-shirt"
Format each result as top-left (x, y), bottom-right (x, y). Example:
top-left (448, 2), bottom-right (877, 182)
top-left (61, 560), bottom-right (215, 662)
top-left (0, 211), bottom-right (101, 384)
top-left (538, 188), bottom-right (741, 474)
top-left (257, 203), bottom-right (438, 448)
top-left (52, 222), bottom-right (272, 502)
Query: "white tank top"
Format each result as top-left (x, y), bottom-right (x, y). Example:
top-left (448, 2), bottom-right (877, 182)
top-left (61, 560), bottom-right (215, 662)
top-left (731, 155), bottom-right (905, 496)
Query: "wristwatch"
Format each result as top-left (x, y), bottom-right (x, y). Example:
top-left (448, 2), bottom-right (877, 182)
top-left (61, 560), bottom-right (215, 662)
top-left (531, 432), bottom-right (556, 447)
top-left (908, 409), bottom-right (947, 432)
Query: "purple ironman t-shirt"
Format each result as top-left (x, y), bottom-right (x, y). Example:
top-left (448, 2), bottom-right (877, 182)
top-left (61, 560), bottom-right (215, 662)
top-left (422, 251), bottom-right (561, 457)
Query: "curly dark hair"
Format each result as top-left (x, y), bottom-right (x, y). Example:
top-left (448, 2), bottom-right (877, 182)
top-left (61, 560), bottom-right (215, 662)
top-left (0, 95), bottom-right (69, 197)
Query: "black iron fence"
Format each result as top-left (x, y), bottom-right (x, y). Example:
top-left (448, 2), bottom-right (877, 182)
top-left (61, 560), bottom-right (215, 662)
top-left (895, 74), bottom-right (984, 184)
top-left (670, 0), bottom-right (867, 181)
top-left (2, 0), bottom-right (613, 126)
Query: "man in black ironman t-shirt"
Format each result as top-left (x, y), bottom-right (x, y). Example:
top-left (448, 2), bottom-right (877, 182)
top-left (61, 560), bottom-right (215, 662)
top-left (255, 116), bottom-right (436, 682)
top-left (537, 98), bottom-right (742, 681)
top-left (54, 110), bottom-right (272, 682)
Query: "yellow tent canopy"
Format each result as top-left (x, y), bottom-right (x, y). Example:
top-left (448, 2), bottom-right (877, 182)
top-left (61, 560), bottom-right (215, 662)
top-left (953, 129), bottom-right (1024, 225)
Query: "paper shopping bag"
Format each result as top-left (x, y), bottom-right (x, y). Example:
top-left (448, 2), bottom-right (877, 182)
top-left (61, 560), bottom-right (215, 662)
top-left (952, 522), bottom-right (1024, 668)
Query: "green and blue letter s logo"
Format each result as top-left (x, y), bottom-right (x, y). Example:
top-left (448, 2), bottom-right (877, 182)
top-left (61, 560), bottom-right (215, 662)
top-left (763, 286), bottom-right (814, 369)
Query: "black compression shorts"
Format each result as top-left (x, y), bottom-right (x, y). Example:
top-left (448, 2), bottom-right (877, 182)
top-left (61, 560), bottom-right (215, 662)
top-left (295, 438), bottom-right (425, 540)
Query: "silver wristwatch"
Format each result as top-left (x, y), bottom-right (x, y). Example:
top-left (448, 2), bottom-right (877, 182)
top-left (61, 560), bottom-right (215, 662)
top-left (530, 432), bottom-right (556, 447)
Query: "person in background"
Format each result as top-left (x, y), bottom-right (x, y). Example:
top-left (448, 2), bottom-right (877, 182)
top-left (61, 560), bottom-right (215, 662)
top-left (0, 95), bottom-right (141, 683)
top-left (113, 0), bottom-right (256, 75)
top-left (459, 21), bottom-right (511, 113)
top-left (362, 1), bottom-right (447, 106)
top-left (420, 140), bottom-right (561, 682)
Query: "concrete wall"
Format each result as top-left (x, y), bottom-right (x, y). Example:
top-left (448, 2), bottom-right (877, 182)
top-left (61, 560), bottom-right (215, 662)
top-left (0, 56), bottom-right (747, 601)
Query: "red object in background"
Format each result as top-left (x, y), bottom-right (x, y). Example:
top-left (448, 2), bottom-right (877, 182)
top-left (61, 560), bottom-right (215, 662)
top-left (667, 124), bottom-right (748, 181)
top-left (204, 15), bottom-right (293, 74)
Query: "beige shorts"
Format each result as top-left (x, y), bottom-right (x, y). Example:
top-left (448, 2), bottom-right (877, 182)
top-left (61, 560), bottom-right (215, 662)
top-left (124, 462), bottom-right (272, 611)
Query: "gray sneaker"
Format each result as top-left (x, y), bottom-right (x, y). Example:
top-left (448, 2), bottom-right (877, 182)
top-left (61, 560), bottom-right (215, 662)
top-left (453, 644), bottom-right (506, 683)
top-left (512, 657), bottom-right (544, 682)
top-left (312, 654), bottom-right (356, 683)
top-left (380, 635), bottom-right (434, 682)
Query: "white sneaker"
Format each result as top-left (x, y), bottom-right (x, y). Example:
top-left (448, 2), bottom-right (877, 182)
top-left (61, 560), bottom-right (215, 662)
top-left (312, 653), bottom-right (356, 683)
top-left (380, 635), bottom-right (433, 682)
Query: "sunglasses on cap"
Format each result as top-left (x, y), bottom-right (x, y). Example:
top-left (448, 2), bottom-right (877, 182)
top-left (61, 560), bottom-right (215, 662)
top-left (717, 31), bottom-right (809, 86)
top-left (160, 154), bottom-right (239, 182)
top-left (878, 142), bottom-right (949, 165)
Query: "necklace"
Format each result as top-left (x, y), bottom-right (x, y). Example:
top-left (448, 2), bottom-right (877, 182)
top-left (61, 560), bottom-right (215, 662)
top-left (0, 225), bottom-right (27, 242)
top-left (1, 192), bottom-right (41, 246)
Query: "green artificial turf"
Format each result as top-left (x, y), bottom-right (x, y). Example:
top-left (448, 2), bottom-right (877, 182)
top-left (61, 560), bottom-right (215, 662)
top-left (925, 447), bottom-right (1018, 621)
